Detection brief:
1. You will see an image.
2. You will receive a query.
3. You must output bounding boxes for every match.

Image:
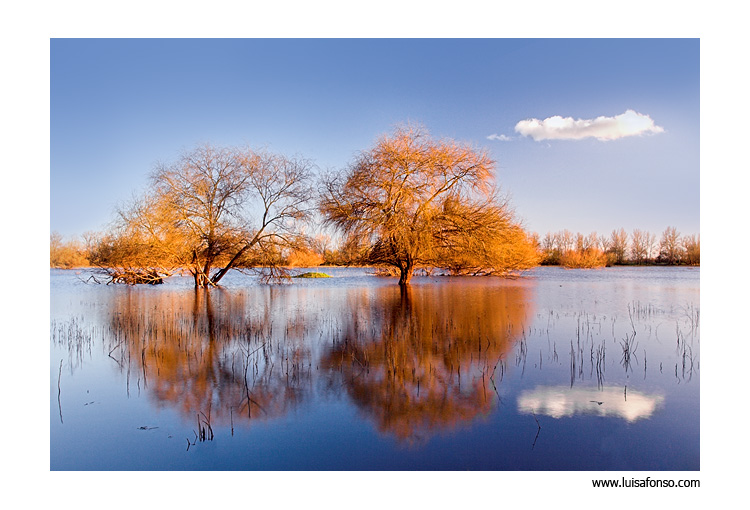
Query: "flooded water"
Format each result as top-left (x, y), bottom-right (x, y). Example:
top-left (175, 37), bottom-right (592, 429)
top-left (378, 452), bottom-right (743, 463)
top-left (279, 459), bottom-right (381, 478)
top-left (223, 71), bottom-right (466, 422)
top-left (50, 266), bottom-right (699, 470)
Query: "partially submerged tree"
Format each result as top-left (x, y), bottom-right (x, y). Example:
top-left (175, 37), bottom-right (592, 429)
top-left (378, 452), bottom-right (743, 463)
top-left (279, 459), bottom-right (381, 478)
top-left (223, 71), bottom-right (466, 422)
top-left (98, 144), bottom-right (314, 287)
top-left (319, 125), bottom-right (538, 284)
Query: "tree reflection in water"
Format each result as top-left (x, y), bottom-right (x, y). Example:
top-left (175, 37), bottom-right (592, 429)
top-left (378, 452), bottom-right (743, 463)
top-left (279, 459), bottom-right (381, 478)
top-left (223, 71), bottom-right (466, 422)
top-left (102, 279), bottom-right (534, 440)
top-left (321, 283), bottom-right (533, 441)
top-left (107, 287), bottom-right (315, 427)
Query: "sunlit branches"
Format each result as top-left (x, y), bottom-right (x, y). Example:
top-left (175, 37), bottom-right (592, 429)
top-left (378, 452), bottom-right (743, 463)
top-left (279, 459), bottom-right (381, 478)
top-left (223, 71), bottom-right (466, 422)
top-left (95, 144), bottom-right (315, 287)
top-left (320, 124), bottom-right (538, 284)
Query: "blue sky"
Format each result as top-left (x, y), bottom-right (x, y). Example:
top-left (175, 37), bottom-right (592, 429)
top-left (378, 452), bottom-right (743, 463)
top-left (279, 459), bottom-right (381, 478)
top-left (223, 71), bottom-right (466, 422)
top-left (50, 38), bottom-right (699, 241)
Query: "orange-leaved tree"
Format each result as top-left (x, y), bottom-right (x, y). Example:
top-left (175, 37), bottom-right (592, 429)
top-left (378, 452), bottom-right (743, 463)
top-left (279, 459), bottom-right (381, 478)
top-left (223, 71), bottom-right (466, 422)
top-left (98, 144), bottom-right (314, 287)
top-left (319, 125), bottom-right (538, 285)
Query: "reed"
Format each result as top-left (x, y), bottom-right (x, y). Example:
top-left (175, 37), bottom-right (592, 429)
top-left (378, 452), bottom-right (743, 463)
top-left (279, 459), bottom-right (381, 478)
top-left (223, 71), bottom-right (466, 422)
top-left (197, 409), bottom-right (214, 442)
top-left (531, 412), bottom-right (542, 450)
top-left (595, 341), bottom-right (606, 389)
top-left (57, 359), bottom-right (64, 424)
top-left (619, 332), bottom-right (639, 373)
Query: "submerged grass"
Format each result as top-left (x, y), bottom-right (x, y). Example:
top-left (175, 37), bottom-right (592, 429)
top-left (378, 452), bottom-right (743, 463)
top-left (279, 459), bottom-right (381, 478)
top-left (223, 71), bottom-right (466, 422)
top-left (293, 272), bottom-right (331, 278)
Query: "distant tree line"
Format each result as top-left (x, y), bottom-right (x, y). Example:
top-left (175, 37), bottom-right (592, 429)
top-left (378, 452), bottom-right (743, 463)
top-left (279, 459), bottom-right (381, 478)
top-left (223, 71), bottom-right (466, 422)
top-left (536, 226), bottom-right (699, 268)
top-left (54, 223), bottom-right (699, 274)
top-left (50, 231), bottom-right (96, 269)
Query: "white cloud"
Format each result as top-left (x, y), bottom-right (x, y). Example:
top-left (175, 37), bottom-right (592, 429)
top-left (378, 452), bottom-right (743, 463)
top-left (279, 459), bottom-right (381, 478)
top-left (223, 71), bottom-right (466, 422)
top-left (515, 109), bottom-right (664, 141)
top-left (486, 133), bottom-right (513, 141)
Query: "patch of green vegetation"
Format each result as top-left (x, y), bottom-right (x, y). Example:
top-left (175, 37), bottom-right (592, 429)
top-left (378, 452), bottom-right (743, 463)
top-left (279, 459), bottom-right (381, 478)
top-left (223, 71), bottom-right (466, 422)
top-left (293, 272), bottom-right (331, 278)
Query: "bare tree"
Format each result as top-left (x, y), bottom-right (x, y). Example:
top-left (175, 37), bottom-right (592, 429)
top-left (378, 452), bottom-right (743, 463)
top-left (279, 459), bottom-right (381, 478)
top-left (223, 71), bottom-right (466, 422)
top-left (50, 232), bottom-right (63, 262)
top-left (609, 228), bottom-right (629, 265)
top-left (558, 230), bottom-right (575, 253)
top-left (100, 144), bottom-right (314, 287)
top-left (540, 232), bottom-right (555, 253)
top-left (540, 232), bottom-right (559, 264)
top-left (630, 229), bottom-right (650, 264)
top-left (645, 231), bottom-right (657, 260)
top-left (682, 233), bottom-right (700, 265)
top-left (581, 231), bottom-right (599, 251)
top-left (630, 229), bottom-right (657, 264)
top-left (575, 233), bottom-right (586, 253)
top-left (597, 234), bottom-right (611, 253)
top-left (319, 125), bottom-right (537, 285)
top-left (659, 226), bottom-right (683, 264)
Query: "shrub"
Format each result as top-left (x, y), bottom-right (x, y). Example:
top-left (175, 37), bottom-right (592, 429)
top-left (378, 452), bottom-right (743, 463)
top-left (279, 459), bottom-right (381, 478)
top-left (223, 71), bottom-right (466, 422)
top-left (293, 272), bottom-right (331, 278)
top-left (559, 248), bottom-right (609, 269)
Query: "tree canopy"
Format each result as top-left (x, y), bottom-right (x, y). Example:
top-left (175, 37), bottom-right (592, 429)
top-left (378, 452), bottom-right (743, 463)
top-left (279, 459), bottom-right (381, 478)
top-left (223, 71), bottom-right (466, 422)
top-left (93, 144), bottom-right (314, 287)
top-left (319, 126), bottom-right (539, 284)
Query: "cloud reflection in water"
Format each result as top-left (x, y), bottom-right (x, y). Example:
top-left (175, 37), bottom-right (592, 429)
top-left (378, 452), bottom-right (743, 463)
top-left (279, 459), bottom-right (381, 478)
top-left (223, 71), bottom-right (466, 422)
top-left (517, 386), bottom-right (664, 423)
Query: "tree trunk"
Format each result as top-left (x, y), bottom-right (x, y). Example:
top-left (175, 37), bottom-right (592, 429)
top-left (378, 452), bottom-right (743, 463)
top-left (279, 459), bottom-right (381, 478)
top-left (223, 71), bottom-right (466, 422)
top-left (193, 271), bottom-right (212, 288)
top-left (398, 261), bottom-right (414, 286)
top-left (398, 283), bottom-right (412, 312)
top-left (211, 241), bottom-right (256, 285)
top-left (211, 253), bottom-right (242, 285)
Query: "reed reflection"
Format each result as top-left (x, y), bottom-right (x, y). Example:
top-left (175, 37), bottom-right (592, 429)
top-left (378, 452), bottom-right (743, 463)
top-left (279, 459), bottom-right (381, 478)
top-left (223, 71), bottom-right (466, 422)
top-left (321, 281), bottom-right (534, 441)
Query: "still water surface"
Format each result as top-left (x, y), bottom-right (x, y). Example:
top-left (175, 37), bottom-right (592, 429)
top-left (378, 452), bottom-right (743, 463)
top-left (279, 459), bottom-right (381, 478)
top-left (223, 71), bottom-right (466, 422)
top-left (50, 266), bottom-right (699, 470)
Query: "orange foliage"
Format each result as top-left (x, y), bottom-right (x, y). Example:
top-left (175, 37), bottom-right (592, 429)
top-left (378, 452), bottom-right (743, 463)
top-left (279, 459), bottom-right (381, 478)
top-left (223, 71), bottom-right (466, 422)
top-left (321, 125), bottom-right (538, 284)
top-left (285, 247), bottom-right (324, 267)
top-left (559, 248), bottom-right (610, 268)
